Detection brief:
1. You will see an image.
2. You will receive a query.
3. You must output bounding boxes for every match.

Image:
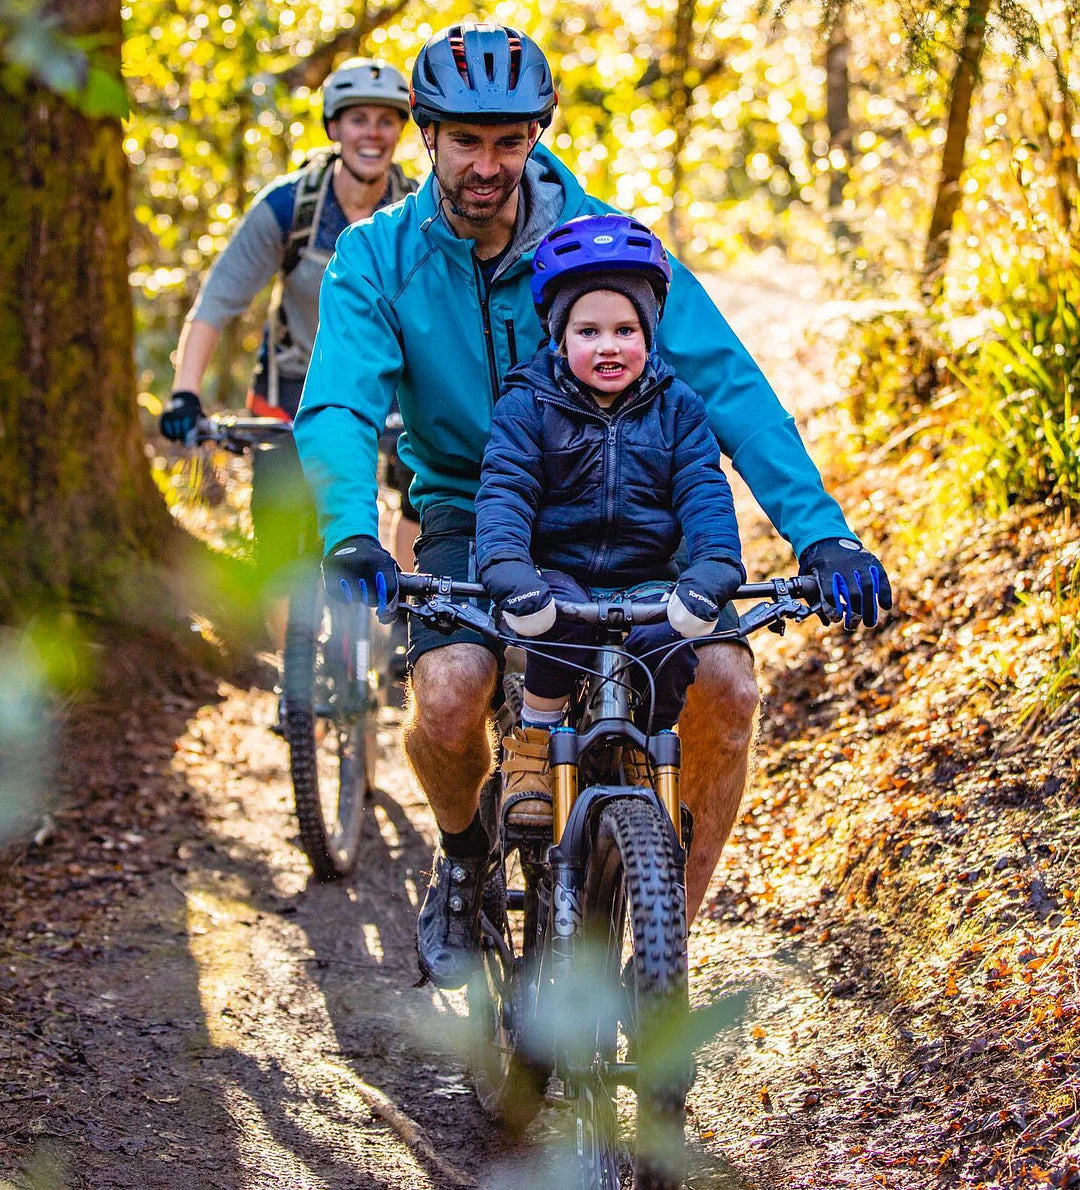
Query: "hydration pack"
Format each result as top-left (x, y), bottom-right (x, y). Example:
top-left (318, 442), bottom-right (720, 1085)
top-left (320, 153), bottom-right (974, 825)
top-left (282, 149), bottom-right (337, 277)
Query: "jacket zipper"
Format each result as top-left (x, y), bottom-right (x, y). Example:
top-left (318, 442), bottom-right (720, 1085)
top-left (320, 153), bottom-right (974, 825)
top-left (596, 418), bottom-right (622, 576)
top-left (474, 259), bottom-right (501, 405)
top-left (505, 319), bottom-right (518, 368)
top-left (535, 393), bottom-right (635, 577)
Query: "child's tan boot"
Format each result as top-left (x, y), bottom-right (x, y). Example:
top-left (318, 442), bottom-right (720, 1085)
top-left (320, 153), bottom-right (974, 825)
top-left (501, 727), bottom-right (553, 828)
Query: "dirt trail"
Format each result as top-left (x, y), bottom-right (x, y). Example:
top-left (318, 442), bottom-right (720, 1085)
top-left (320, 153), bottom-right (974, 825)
top-left (1, 257), bottom-right (883, 1189)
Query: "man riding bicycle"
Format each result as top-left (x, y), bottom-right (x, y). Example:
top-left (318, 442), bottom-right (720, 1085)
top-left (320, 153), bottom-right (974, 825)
top-left (295, 23), bottom-right (892, 989)
top-left (159, 59), bottom-right (420, 622)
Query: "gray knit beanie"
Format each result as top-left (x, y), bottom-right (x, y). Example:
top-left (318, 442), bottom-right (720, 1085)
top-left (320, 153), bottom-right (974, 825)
top-left (547, 270), bottom-right (660, 351)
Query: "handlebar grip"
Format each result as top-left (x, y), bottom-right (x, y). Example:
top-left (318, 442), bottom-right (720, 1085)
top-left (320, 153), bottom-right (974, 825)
top-left (397, 573), bottom-right (488, 600)
top-left (736, 576), bottom-right (819, 601)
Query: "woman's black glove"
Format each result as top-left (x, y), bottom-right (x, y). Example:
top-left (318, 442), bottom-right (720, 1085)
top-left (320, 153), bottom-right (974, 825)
top-left (482, 560), bottom-right (555, 637)
top-left (160, 390), bottom-right (203, 442)
top-left (667, 558), bottom-right (745, 638)
top-left (323, 534), bottom-right (399, 622)
top-left (799, 537), bottom-right (892, 629)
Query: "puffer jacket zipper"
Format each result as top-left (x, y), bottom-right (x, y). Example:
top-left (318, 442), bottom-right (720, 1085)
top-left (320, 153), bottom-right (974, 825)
top-left (534, 388), bottom-right (663, 577)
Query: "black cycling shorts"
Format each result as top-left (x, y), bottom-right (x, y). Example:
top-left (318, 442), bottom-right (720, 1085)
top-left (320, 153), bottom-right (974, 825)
top-left (407, 506), bottom-right (503, 670)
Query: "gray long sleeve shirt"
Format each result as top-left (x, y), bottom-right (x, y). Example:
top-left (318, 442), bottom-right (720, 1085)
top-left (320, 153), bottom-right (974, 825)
top-left (187, 160), bottom-right (416, 382)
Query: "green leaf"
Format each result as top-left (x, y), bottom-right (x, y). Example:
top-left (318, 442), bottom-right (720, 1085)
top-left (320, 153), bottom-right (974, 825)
top-left (81, 63), bottom-right (128, 119)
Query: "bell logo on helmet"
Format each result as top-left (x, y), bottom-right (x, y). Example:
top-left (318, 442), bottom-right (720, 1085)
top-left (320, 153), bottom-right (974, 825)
top-left (593, 235), bottom-right (614, 244)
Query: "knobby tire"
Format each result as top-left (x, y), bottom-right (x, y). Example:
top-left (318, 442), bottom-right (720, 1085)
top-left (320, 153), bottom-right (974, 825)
top-left (283, 575), bottom-right (375, 881)
top-left (579, 798), bottom-right (690, 1190)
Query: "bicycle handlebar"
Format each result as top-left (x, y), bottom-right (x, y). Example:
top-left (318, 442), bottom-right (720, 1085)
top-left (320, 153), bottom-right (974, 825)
top-left (397, 572), bottom-right (820, 628)
top-left (193, 414), bottom-right (294, 451)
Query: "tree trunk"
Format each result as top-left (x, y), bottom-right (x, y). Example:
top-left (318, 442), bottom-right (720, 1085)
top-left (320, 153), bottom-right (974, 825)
top-left (922, 0), bottom-right (991, 299)
top-left (0, 0), bottom-right (169, 617)
top-left (825, 12), bottom-right (852, 218)
top-left (666, 0), bottom-right (696, 254)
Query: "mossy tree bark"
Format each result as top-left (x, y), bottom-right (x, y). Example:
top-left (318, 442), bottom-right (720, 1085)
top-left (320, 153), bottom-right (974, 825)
top-left (0, 0), bottom-right (170, 618)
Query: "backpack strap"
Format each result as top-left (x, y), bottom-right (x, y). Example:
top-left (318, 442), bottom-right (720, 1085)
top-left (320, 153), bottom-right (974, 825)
top-left (282, 150), bottom-right (337, 277)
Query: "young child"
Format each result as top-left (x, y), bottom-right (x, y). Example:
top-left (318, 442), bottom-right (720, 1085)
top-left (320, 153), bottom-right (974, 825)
top-left (474, 213), bottom-right (745, 815)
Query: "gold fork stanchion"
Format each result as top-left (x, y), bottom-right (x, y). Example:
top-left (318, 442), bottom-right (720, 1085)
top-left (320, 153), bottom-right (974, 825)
top-left (653, 730), bottom-right (682, 846)
top-left (550, 727), bottom-right (579, 845)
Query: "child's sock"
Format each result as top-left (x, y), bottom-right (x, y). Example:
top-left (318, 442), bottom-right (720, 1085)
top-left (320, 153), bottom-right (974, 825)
top-left (520, 704), bottom-right (565, 732)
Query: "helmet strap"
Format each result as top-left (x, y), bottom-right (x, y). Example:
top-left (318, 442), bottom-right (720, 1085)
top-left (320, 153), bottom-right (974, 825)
top-left (422, 126), bottom-right (468, 220)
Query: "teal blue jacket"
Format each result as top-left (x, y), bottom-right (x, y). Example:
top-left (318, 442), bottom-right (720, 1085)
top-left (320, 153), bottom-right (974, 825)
top-left (294, 144), bottom-right (852, 558)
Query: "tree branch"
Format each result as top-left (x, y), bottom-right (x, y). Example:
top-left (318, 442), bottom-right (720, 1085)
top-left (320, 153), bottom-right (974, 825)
top-left (273, 0), bottom-right (413, 91)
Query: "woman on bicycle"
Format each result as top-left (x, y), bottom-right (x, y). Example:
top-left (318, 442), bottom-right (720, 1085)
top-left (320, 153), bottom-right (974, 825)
top-left (159, 59), bottom-right (420, 610)
top-left (475, 214), bottom-right (746, 808)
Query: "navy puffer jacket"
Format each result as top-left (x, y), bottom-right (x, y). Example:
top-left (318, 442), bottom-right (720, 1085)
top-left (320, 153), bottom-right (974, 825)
top-left (475, 349), bottom-right (742, 587)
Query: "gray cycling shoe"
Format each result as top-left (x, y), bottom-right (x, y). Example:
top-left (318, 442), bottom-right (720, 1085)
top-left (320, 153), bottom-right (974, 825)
top-left (415, 849), bottom-right (490, 990)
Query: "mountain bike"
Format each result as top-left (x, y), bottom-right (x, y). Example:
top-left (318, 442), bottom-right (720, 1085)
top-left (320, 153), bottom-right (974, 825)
top-left (396, 571), bottom-right (821, 1189)
top-left (195, 414), bottom-right (392, 880)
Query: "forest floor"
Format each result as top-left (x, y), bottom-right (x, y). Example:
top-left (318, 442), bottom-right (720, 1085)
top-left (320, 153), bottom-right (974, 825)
top-left (2, 258), bottom-right (1079, 1190)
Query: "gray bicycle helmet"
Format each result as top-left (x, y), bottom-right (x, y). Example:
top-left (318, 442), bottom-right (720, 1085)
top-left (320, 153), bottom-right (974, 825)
top-left (410, 23), bottom-right (557, 129)
top-left (322, 58), bottom-right (411, 130)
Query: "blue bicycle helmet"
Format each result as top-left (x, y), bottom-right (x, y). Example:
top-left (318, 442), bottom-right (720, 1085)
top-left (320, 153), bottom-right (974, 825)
top-left (409, 23), bottom-right (557, 129)
top-left (531, 213), bottom-right (673, 323)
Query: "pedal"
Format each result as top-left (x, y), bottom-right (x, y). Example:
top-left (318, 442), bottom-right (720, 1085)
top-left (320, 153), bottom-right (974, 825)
top-left (503, 791), bottom-right (553, 830)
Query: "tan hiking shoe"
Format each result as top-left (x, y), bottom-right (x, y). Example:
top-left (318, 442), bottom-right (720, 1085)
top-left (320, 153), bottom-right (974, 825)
top-left (501, 727), bottom-right (553, 828)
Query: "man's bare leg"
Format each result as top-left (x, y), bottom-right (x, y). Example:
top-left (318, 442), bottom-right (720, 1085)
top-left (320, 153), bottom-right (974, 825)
top-left (404, 642), bottom-right (500, 987)
top-left (678, 643), bottom-right (760, 922)
top-left (402, 642), bottom-right (498, 831)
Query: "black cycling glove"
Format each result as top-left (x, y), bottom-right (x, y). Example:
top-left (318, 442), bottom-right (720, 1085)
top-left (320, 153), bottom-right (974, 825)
top-left (482, 560), bottom-right (555, 637)
top-left (323, 534), bottom-right (399, 622)
top-left (799, 537), bottom-right (893, 629)
top-left (668, 558), bottom-right (745, 638)
top-left (160, 390), bottom-right (204, 443)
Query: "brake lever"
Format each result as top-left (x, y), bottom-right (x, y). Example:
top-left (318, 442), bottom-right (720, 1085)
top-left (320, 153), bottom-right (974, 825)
top-left (738, 578), bottom-right (820, 637)
top-left (404, 596), bottom-right (500, 641)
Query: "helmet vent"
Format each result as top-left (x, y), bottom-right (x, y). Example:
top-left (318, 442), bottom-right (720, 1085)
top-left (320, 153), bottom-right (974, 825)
top-left (507, 32), bottom-right (522, 89)
top-left (448, 27), bottom-right (470, 82)
top-left (483, 51), bottom-right (495, 81)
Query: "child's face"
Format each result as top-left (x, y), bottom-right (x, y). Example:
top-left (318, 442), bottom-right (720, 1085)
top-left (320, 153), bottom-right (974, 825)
top-left (563, 290), bottom-right (648, 402)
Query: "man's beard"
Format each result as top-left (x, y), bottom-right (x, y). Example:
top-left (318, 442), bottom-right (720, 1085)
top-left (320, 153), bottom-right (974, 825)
top-left (438, 168), bottom-right (518, 223)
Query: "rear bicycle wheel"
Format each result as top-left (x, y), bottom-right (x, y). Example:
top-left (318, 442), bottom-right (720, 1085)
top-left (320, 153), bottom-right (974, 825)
top-left (468, 669), bottom-right (551, 1131)
top-left (577, 798), bottom-right (690, 1190)
top-left (283, 577), bottom-right (375, 881)
top-left (467, 860), bottom-right (550, 1134)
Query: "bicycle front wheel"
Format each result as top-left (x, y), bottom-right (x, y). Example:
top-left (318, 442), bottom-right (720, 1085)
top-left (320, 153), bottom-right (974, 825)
top-left (577, 798), bottom-right (690, 1190)
top-left (283, 577), bottom-right (374, 881)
